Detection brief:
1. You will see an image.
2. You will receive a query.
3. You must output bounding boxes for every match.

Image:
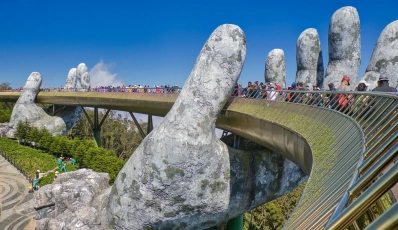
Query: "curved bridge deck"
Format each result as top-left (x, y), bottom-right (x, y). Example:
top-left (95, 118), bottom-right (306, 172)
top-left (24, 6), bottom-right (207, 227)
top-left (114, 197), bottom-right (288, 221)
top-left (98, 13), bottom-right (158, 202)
top-left (0, 90), bottom-right (397, 229)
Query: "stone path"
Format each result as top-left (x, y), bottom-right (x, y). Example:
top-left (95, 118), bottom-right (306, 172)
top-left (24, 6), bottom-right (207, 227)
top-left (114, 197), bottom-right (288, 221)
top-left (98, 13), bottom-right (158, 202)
top-left (0, 155), bottom-right (35, 230)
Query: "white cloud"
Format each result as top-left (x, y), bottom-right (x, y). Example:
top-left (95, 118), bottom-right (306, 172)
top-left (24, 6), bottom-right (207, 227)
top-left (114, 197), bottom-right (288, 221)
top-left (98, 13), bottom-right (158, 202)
top-left (89, 60), bottom-right (124, 87)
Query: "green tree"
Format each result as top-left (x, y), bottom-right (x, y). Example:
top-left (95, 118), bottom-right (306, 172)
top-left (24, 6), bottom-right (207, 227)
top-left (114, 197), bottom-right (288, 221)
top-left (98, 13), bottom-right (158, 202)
top-left (38, 128), bottom-right (54, 150)
top-left (58, 137), bottom-right (70, 156)
top-left (0, 82), bottom-right (11, 90)
top-left (70, 109), bottom-right (143, 160)
top-left (0, 104), bottom-right (12, 122)
top-left (15, 120), bottom-right (28, 144)
top-left (243, 182), bottom-right (306, 230)
top-left (26, 126), bottom-right (40, 146)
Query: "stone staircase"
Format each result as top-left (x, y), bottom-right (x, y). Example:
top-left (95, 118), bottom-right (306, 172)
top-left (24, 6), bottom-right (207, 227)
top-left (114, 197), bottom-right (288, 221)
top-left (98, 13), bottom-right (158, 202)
top-left (0, 156), bottom-right (35, 230)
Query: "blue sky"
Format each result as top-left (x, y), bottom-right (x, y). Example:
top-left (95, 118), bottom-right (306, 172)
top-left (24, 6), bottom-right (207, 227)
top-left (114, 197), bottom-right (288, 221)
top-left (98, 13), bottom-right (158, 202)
top-left (1, 0), bottom-right (397, 89)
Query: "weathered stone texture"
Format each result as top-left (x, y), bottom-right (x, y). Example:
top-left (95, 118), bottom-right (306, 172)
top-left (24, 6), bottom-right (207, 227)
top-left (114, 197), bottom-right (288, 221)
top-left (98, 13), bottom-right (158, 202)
top-left (101, 24), bottom-right (306, 229)
top-left (65, 68), bottom-right (77, 89)
top-left (358, 20), bottom-right (398, 89)
top-left (76, 63), bottom-right (90, 89)
top-left (9, 72), bottom-right (49, 128)
top-left (34, 169), bottom-right (109, 230)
top-left (105, 24), bottom-right (246, 229)
top-left (296, 28), bottom-right (324, 87)
top-left (7, 63), bottom-right (89, 136)
top-left (323, 6), bottom-right (361, 89)
top-left (265, 49), bottom-right (286, 87)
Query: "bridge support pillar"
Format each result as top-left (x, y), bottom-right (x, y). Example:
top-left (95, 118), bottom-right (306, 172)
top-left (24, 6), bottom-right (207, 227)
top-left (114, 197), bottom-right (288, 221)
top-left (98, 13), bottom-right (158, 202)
top-left (227, 215), bottom-right (243, 230)
top-left (81, 107), bottom-right (111, 147)
top-left (147, 114), bottom-right (153, 135)
top-left (227, 134), bottom-right (243, 230)
top-left (129, 112), bottom-right (146, 139)
top-left (4, 102), bottom-right (12, 110)
top-left (93, 128), bottom-right (101, 147)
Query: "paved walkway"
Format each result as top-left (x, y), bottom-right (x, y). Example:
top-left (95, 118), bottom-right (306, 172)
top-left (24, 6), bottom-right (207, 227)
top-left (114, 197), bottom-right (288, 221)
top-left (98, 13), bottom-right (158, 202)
top-left (0, 155), bottom-right (35, 230)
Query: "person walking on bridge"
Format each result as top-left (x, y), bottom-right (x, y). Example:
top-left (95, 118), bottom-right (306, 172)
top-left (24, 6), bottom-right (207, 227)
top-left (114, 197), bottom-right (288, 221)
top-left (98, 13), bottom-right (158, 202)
top-left (372, 75), bottom-right (397, 92)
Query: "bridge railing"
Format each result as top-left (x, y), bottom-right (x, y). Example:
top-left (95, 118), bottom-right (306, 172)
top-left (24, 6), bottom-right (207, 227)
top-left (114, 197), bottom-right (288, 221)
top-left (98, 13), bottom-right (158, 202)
top-left (228, 89), bottom-right (397, 229)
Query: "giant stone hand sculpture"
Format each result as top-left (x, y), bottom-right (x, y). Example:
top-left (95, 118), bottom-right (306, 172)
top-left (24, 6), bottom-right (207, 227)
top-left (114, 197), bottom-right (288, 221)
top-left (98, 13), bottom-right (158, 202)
top-left (323, 6), bottom-right (361, 89)
top-left (105, 24), bottom-right (246, 229)
top-left (103, 23), bottom-right (306, 229)
top-left (264, 49), bottom-right (286, 87)
top-left (358, 20), bottom-right (398, 89)
top-left (9, 63), bottom-right (89, 136)
top-left (296, 28), bottom-right (324, 87)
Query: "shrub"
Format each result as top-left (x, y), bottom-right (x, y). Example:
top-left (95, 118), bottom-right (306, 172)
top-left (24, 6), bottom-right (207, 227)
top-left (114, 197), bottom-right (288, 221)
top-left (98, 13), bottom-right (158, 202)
top-left (0, 138), bottom-right (56, 179)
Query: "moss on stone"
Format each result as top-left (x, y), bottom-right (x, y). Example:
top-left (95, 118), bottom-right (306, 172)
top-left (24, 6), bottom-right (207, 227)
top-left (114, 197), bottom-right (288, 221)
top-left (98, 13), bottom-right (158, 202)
top-left (237, 50), bottom-right (242, 62)
top-left (389, 31), bottom-right (398, 42)
top-left (142, 176), bottom-right (148, 184)
top-left (224, 170), bottom-right (231, 180)
top-left (164, 211), bottom-right (178, 217)
top-left (120, 172), bottom-right (126, 183)
top-left (276, 56), bottom-right (285, 68)
top-left (181, 204), bottom-right (194, 214)
top-left (173, 195), bottom-right (186, 203)
top-left (230, 28), bottom-right (244, 42)
top-left (145, 200), bottom-right (157, 207)
top-left (164, 167), bottom-right (185, 179)
top-left (151, 163), bottom-right (160, 175)
top-left (209, 182), bottom-right (227, 193)
top-left (330, 32), bottom-right (342, 43)
top-left (201, 179), bottom-right (209, 190)
top-left (129, 180), bottom-right (143, 199)
top-left (111, 185), bottom-right (118, 196)
top-left (214, 173), bottom-right (220, 179)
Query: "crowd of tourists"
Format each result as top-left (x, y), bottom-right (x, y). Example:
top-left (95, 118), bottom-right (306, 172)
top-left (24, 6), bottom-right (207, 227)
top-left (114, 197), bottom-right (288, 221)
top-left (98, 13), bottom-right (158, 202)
top-left (4, 76), bottom-right (397, 97)
top-left (229, 75), bottom-right (397, 110)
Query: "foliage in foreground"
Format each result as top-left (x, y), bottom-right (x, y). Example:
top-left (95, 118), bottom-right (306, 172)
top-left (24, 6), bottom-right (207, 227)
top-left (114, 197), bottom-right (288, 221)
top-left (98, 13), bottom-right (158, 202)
top-left (69, 110), bottom-right (144, 160)
top-left (0, 103), bottom-right (11, 123)
top-left (243, 182), bottom-right (306, 230)
top-left (13, 120), bottom-right (125, 184)
top-left (38, 164), bottom-right (79, 187)
top-left (0, 138), bottom-right (56, 179)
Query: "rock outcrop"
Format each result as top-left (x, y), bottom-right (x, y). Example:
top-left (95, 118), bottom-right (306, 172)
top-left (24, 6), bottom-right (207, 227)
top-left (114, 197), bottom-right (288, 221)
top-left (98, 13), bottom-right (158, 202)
top-left (264, 49), bottom-right (286, 87)
top-left (296, 28), bottom-right (324, 87)
top-left (358, 20), bottom-right (398, 89)
top-left (323, 6), bottom-right (361, 89)
top-left (34, 169), bottom-right (110, 229)
top-left (7, 63), bottom-right (89, 136)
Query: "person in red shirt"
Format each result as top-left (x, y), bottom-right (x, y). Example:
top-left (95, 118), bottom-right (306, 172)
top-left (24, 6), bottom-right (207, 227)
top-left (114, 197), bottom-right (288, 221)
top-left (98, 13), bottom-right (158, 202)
top-left (275, 81), bottom-right (281, 90)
